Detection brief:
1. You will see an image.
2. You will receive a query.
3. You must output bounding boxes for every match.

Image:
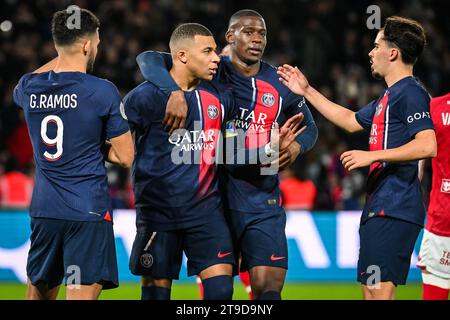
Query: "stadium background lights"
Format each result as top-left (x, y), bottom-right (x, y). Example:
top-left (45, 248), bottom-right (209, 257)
top-left (0, 20), bottom-right (13, 33)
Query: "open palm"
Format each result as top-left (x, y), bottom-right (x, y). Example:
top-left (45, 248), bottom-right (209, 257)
top-left (277, 64), bottom-right (310, 96)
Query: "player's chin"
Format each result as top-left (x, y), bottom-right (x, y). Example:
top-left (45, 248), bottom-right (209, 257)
top-left (242, 54), bottom-right (261, 65)
top-left (371, 69), bottom-right (383, 80)
top-left (202, 73), bottom-right (214, 81)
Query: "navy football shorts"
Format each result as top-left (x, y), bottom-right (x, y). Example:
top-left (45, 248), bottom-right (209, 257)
top-left (26, 217), bottom-right (118, 290)
top-left (129, 216), bottom-right (235, 279)
top-left (227, 209), bottom-right (288, 272)
top-left (357, 216), bottom-right (422, 286)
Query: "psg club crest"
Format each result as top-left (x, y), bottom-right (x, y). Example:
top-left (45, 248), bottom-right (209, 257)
top-left (140, 253), bottom-right (153, 268)
top-left (207, 105), bottom-right (219, 120)
top-left (261, 93), bottom-right (275, 107)
top-left (375, 102), bottom-right (383, 116)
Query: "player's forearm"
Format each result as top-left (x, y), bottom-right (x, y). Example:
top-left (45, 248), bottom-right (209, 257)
top-left (136, 51), bottom-right (179, 94)
top-left (33, 57), bottom-right (58, 73)
top-left (107, 147), bottom-right (133, 168)
top-left (303, 86), bottom-right (362, 133)
top-left (371, 132), bottom-right (437, 163)
top-left (106, 133), bottom-right (134, 168)
top-left (294, 119), bottom-right (318, 155)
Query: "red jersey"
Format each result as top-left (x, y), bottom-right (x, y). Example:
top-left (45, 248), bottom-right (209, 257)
top-left (426, 93), bottom-right (450, 236)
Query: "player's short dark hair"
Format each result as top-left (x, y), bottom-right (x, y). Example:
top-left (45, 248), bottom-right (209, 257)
top-left (169, 23), bottom-right (213, 50)
top-left (52, 8), bottom-right (100, 46)
top-left (382, 16), bottom-right (426, 65)
top-left (228, 9), bottom-right (264, 29)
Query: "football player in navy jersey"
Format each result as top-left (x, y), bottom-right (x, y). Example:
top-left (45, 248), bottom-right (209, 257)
top-left (124, 23), bottom-right (304, 300)
top-left (13, 9), bottom-right (133, 300)
top-left (136, 10), bottom-right (318, 300)
top-left (278, 16), bottom-right (437, 299)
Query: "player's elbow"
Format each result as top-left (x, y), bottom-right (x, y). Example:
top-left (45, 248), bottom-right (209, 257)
top-left (426, 140), bottom-right (437, 158)
top-left (345, 122), bottom-right (364, 134)
top-left (345, 126), bottom-right (360, 134)
top-left (344, 113), bottom-right (364, 134)
top-left (120, 152), bottom-right (134, 168)
top-left (419, 136), bottom-right (437, 159)
top-left (115, 147), bottom-right (134, 168)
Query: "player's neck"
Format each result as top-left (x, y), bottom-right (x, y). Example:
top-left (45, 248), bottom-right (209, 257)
top-left (169, 65), bottom-right (200, 91)
top-left (229, 53), bottom-right (260, 77)
top-left (384, 65), bottom-right (413, 88)
top-left (53, 54), bottom-right (87, 73)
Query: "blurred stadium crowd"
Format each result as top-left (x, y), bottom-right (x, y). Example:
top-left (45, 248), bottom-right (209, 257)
top-left (0, 0), bottom-right (449, 211)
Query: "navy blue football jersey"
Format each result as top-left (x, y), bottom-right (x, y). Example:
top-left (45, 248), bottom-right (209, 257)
top-left (136, 52), bottom-right (318, 214)
top-left (13, 71), bottom-right (130, 221)
top-left (355, 76), bottom-right (434, 226)
top-left (217, 56), bottom-right (318, 213)
top-left (124, 80), bottom-right (237, 231)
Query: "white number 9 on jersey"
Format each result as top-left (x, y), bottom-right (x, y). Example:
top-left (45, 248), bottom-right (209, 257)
top-left (41, 115), bottom-right (64, 161)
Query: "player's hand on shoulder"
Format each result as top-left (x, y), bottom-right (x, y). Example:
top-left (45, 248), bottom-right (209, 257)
top-left (277, 64), bottom-right (310, 96)
top-left (164, 90), bottom-right (187, 135)
top-left (340, 150), bottom-right (375, 171)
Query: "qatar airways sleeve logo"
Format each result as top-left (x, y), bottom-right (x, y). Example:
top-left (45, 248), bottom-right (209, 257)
top-left (407, 111), bottom-right (431, 123)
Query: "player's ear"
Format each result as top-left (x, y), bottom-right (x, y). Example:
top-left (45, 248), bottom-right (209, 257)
top-left (225, 29), bottom-right (235, 45)
top-left (82, 39), bottom-right (92, 56)
top-left (389, 47), bottom-right (399, 62)
top-left (176, 50), bottom-right (188, 64)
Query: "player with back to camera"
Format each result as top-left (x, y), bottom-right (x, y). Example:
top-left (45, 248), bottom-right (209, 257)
top-left (13, 8), bottom-right (133, 300)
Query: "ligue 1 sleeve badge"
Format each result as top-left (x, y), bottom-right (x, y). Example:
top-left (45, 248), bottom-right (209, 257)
top-left (207, 105), bottom-right (219, 119)
top-left (261, 93), bottom-right (275, 107)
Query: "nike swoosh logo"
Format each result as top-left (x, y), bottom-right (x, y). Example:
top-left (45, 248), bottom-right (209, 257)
top-left (270, 254), bottom-right (286, 261)
top-left (88, 211), bottom-right (101, 216)
top-left (360, 272), bottom-right (366, 276)
top-left (217, 252), bottom-right (232, 258)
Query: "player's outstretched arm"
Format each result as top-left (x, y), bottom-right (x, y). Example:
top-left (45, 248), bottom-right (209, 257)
top-left (136, 51), bottom-right (187, 134)
top-left (107, 131), bottom-right (134, 168)
top-left (277, 64), bottom-right (364, 133)
top-left (33, 57), bottom-right (58, 73)
top-left (340, 129), bottom-right (437, 171)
